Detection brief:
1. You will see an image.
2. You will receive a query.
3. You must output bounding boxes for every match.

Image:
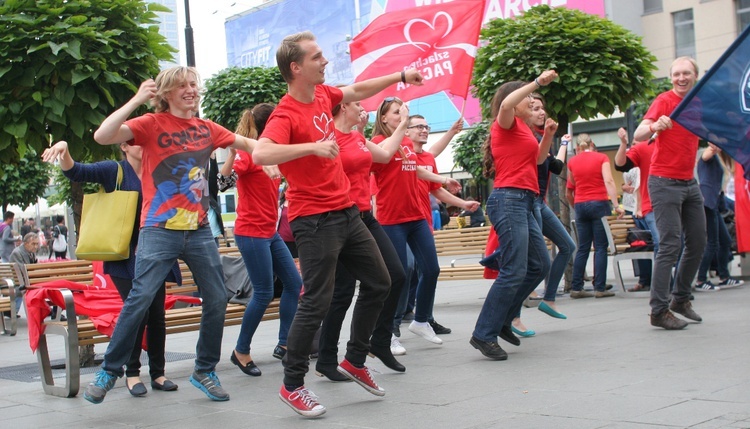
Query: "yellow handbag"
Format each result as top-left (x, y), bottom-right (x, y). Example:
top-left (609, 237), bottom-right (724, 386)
top-left (75, 164), bottom-right (139, 261)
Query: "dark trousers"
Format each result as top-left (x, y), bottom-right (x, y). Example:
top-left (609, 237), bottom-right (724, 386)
top-left (284, 206), bottom-right (390, 386)
top-left (110, 276), bottom-right (167, 380)
top-left (317, 211), bottom-right (405, 369)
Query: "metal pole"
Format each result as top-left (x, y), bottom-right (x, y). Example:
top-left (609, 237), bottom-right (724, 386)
top-left (184, 0), bottom-right (196, 67)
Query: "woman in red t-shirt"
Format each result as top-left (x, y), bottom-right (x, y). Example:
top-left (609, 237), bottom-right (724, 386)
top-left (221, 104), bottom-right (302, 377)
top-left (566, 134), bottom-right (624, 298)
top-left (472, 71), bottom-right (558, 361)
top-left (369, 97), bottom-right (464, 347)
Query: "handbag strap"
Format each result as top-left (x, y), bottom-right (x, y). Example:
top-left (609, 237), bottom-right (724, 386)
top-left (115, 163), bottom-right (124, 191)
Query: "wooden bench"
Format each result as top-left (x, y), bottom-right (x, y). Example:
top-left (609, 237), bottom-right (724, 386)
top-left (36, 296), bottom-right (280, 398)
top-left (572, 215), bottom-right (654, 293)
top-left (20, 255), bottom-right (280, 398)
top-left (601, 215), bottom-right (654, 293)
top-left (0, 262), bottom-right (22, 336)
top-left (433, 226), bottom-right (492, 256)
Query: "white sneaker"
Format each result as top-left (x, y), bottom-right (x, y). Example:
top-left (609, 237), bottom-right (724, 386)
top-left (408, 321), bottom-right (443, 345)
top-left (390, 335), bottom-right (406, 356)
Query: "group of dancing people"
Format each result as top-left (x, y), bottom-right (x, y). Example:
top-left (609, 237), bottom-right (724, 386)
top-left (40, 29), bottom-right (742, 418)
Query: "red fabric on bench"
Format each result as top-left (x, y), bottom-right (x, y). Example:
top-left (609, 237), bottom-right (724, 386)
top-left (25, 279), bottom-right (201, 353)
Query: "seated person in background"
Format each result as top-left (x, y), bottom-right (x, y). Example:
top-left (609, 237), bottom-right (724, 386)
top-left (7, 232), bottom-right (39, 317)
top-left (460, 198), bottom-right (485, 227)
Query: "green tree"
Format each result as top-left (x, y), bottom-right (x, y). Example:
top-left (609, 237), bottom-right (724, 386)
top-left (472, 5), bottom-right (658, 132)
top-left (202, 66), bottom-right (288, 130)
top-left (0, 152), bottom-right (51, 213)
top-left (0, 0), bottom-right (175, 231)
top-left (0, 0), bottom-right (174, 166)
top-left (452, 122), bottom-right (489, 184)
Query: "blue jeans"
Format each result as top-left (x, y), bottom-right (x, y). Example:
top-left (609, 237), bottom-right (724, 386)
top-left (473, 188), bottom-right (550, 343)
top-left (572, 200), bottom-right (611, 292)
top-left (102, 226), bottom-right (227, 376)
top-left (284, 206), bottom-right (389, 386)
top-left (382, 219), bottom-right (440, 324)
top-left (533, 197), bottom-right (575, 302)
top-left (235, 233), bottom-right (301, 353)
top-left (393, 248), bottom-right (419, 328)
top-left (633, 212), bottom-right (660, 286)
top-left (696, 205), bottom-right (731, 281)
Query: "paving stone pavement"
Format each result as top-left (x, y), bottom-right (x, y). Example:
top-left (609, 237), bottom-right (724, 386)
top-left (1, 255), bottom-right (749, 428)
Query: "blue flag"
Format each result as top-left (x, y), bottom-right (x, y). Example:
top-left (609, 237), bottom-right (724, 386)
top-left (672, 25), bottom-right (750, 179)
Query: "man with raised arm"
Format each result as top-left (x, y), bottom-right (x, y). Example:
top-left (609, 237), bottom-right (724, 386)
top-left (83, 66), bottom-right (255, 404)
top-left (632, 57), bottom-right (706, 330)
top-left (252, 31), bottom-right (423, 418)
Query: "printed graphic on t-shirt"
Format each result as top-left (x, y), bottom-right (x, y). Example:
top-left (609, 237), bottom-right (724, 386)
top-left (314, 112), bottom-right (336, 142)
top-left (145, 148), bottom-right (210, 230)
top-left (395, 145), bottom-right (417, 171)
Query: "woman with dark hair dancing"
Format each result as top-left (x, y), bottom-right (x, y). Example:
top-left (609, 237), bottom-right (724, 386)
top-left (471, 70), bottom-right (558, 360)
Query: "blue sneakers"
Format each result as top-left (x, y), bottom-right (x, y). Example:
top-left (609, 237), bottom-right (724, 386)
top-left (83, 370), bottom-right (118, 404)
top-left (190, 371), bottom-right (230, 401)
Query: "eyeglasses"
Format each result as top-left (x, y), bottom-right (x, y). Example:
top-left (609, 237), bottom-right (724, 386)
top-left (408, 124), bottom-right (430, 131)
top-left (384, 97), bottom-right (402, 103)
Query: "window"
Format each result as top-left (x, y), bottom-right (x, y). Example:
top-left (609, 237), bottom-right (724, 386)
top-left (673, 9), bottom-right (696, 58)
top-left (643, 0), bottom-right (662, 14)
top-left (739, 0), bottom-right (750, 34)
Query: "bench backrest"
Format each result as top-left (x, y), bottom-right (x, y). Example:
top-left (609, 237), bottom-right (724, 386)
top-left (0, 262), bottom-right (24, 288)
top-left (25, 260), bottom-right (95, 287)
top-left (601, 215), bottom-right (638, 255)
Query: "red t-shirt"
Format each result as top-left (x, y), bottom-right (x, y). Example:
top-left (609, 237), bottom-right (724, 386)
top-left (491, 118), bottom-right (540, 192)
top-left (336, 129), bottom-right (373, 212)
top-left (232, 150), bottom-right (281, 238)
top-left (260, 85), bottom-right (353, 221)
top-left (370, 136), bottom-right (425, 225)
top-left (566, 151), bottom-right (610, 204)
top-left (644, 90), bottom-right (699, 180)
top-left (415, 150), bottom-right (442, 224)
top-left (125, 112), bottom-right (235, 230)
top-left (626, 141), bottom-right (654, 215)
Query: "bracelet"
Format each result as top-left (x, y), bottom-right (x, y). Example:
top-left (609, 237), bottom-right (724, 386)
top-left (400, 71), bottom-right (406, 84)
top-left (534, 78), bottom-right (541, 88)
top-left (561, 140), bottom-right (569, 146)
top-left (648, 123), bottom-right (655, 133)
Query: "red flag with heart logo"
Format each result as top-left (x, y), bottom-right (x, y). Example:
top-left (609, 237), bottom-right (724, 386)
top-left (349, 0), bottom-right (486, 112)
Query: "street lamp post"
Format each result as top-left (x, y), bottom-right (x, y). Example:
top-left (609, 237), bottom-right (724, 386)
top-left (184, 0), bottom-right (196, 67)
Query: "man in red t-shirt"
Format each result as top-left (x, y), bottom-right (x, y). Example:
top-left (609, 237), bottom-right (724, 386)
top-left (401, 114), bottom-right (473, 335)
top-left (252, 31), bottom-right (424, 418)
top-left (615, 128), bottom-right (659, 292)
top-left (632, 57), bottom-right (706, 330)
top-left (83, 66), bottom-right (257, 405)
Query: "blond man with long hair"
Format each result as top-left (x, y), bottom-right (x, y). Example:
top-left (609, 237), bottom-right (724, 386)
top-left (83, 66), bottom-right (255, 404)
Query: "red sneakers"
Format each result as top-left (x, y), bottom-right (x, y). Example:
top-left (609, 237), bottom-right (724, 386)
top-left (337, 359), bottom-right (385, 396)
top-left (279, 385), bottom-right (326, 418)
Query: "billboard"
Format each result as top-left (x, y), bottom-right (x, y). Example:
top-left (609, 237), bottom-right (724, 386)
top-left (225, 0), bottom-right (605, 132)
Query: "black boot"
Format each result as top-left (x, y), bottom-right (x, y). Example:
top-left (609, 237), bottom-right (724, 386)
top-left (314, 363), bottom-right (351, 382)
top-left (369, 345), bottom-right (406, 373)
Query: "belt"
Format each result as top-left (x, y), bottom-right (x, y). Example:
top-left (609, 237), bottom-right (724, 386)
top-left (359, 210), bottom-right (372, 219)
top-left (650, 175), bottom-right (696, 184)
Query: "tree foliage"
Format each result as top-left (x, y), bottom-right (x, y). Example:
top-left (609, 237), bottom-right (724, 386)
top-left (0, 0), bottom-right (175, 168)
top-left (472, 5), bottom-right (658, 132)
top-left (452, 121), bottom-right (489, 184)
top-left (0, 152), bottom-right (52, 213)
top-left (202, 67), bottom-right (288, 131)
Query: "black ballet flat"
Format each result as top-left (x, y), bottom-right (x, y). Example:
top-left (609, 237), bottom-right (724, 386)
top-left (151, 379), bottom-right (178, 391)
top-left (231, 351), bottom-right (262, 376)
top-left (127, 381), bottom-right (147, 397)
